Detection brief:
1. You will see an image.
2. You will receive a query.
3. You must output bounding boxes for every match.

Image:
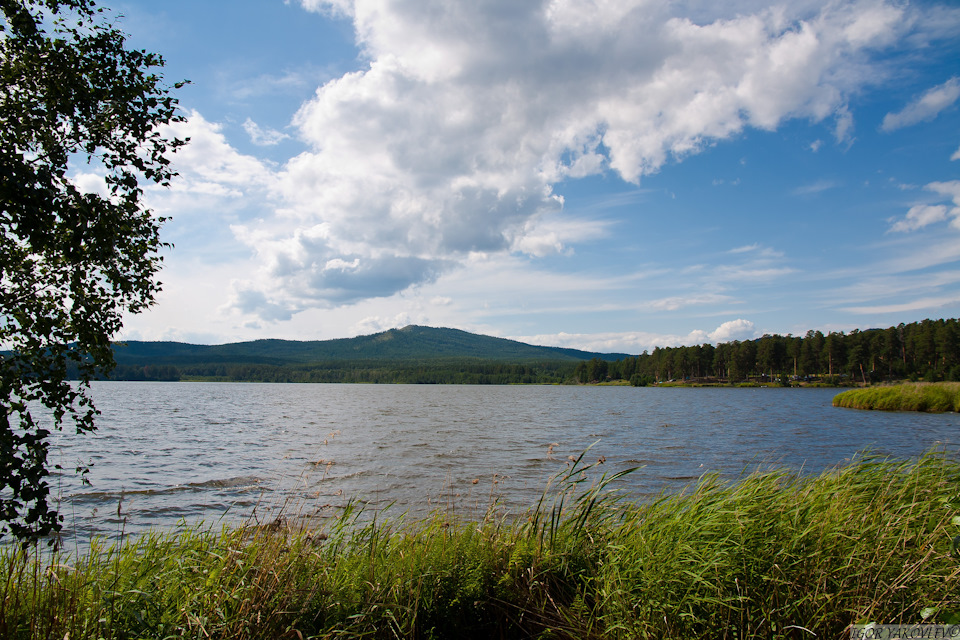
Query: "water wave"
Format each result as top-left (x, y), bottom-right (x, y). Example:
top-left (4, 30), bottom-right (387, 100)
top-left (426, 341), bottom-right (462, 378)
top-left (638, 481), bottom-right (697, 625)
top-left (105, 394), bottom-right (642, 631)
top-left (66, 475), bottom-right (264, 500)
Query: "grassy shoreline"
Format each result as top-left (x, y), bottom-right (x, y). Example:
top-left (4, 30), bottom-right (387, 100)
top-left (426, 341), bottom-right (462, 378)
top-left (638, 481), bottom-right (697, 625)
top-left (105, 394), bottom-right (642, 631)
top-left (3, 450), bottom-right (959, 639)
top-left (833, 382), bottom-right (960, 412)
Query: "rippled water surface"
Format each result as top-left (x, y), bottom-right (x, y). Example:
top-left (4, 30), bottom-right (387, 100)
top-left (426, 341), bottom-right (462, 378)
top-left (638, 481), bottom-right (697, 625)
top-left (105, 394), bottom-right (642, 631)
top-left (47, 382), bottom-right (960, 545)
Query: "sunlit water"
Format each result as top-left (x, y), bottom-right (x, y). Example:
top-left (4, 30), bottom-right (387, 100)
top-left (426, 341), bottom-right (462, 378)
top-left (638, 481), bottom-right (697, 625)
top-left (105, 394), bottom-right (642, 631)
top-left (41, 382), bottom-right (960, 549)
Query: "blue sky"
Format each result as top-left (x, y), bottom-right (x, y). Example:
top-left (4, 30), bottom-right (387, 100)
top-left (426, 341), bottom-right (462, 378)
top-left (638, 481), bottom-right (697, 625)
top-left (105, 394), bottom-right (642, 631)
top-left (90, 0), bottom-right (960, 353)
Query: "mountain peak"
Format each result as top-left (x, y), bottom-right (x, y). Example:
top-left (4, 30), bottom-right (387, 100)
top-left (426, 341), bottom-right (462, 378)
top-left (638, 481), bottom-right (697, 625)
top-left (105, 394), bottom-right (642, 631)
top-left (113, 325), bottom-right (630, 366)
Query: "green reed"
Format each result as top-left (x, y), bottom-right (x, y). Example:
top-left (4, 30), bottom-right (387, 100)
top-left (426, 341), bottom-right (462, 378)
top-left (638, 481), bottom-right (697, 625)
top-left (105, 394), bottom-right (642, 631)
top-left (834, 382), bottom-right (960, 412)
top-left (2, 449), bottom-right (958, 639)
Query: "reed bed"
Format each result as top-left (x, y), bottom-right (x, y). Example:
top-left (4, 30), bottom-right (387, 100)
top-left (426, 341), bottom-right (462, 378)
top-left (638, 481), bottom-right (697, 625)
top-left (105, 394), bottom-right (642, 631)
top-left (1, 449), bottom-right (958, 639)
top-left (833, 382), bottom-right (960, 412)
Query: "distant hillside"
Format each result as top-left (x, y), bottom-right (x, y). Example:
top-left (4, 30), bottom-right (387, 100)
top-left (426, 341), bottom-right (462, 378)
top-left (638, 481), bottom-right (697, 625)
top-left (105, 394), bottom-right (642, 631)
top-left (98, 316), bottom-right (960, 385)
top-left (111, 325), bottom-right (629, 367)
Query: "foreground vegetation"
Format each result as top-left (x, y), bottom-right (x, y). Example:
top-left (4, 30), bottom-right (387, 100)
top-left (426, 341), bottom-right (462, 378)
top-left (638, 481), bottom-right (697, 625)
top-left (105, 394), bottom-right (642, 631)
top-left (3, 450), bottom-right (959, 639)
top-left (833, 382), bottom-right (960, 412)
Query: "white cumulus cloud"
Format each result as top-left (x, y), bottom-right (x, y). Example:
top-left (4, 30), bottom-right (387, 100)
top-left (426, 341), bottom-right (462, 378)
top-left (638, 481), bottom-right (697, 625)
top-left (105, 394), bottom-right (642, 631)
top-left (243, 118), bottom-right (291, 146)
top-left (881, 77), bottom-right (960, 132)
top-left (513, 318), bottom-right (760, 353)
top-left (708, 318), bottom-right (759, 342)
top-left (216, 0), bottom-right (920, 321)
top-left (890, 180), bottom-right (960, 232)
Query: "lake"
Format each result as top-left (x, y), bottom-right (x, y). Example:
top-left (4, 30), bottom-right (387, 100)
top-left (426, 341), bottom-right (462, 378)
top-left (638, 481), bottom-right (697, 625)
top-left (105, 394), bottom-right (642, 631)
top-left (46, 382), bottom-right (960, 547)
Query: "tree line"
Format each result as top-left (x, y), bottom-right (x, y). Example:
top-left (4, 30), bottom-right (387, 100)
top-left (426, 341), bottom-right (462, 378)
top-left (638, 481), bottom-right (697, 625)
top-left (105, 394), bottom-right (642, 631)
top-left (100, 318), bottom-right (960, 386)
top-left (103, 360), bottom-right (580, 385)
top-left (576, 318), bottom-right (960, 385)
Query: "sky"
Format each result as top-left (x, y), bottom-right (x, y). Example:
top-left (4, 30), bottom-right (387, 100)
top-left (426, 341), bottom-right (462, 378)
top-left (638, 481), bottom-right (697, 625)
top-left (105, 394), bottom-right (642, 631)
top-left (84, 0), bottom-right (960, 354)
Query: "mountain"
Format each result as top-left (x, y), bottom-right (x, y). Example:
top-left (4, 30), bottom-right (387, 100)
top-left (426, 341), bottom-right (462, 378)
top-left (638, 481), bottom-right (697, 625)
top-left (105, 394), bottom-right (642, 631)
top-left (111, 325), bottom-right (630, 367)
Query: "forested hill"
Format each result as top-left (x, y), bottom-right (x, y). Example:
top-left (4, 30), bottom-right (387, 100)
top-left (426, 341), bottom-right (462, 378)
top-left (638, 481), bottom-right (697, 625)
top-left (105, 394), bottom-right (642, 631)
top-left (103, 318), bottom-right (960, 384)
top-left (111, 325), bottom-right (628, 368)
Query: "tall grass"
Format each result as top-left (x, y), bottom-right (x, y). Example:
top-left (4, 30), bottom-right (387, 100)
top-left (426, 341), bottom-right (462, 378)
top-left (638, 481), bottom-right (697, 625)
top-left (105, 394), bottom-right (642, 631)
top-left (2, 449), bottom-right (958, 639)
top-left (833, 382), bottom-right (960, 412)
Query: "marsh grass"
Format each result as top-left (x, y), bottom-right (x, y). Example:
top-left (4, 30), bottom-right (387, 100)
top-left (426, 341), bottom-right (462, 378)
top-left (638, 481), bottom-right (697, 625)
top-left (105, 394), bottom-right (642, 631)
top-left (833, 382), bottom-right (960, 412)
top-left (2, 450), bottom-right (958, 639)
